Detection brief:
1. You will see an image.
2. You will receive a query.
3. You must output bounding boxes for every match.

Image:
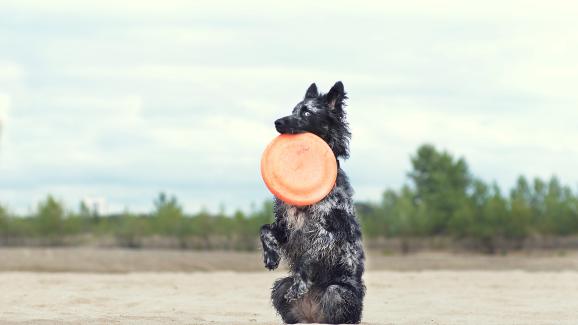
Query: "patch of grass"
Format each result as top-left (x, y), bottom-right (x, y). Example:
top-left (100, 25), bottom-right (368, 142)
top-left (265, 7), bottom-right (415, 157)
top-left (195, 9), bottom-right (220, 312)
top-left (382, 248), bottom-right (394, 256)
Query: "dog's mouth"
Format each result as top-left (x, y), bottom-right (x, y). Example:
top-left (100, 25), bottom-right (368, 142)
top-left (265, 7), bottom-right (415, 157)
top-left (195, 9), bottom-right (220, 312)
top-left (275, 123), bottom-right (304, 135)
top-left (275, 116), bottom-right (307, 135)
top-left (276, 127), bottom-right (303, 135)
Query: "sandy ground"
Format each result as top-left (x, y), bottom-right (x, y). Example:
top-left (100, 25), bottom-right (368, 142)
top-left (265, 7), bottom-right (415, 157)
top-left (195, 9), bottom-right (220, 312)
top-left (1, 271), bottom-right (578, 324)
top-left (2, 248), bottom-right (578, 272)
top-left (1, 248), bottom-right (578, 324)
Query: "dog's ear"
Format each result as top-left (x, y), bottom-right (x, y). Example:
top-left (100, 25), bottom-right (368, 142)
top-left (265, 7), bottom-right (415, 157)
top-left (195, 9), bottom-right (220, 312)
top-left (304, 83), bottom-right (318, 99)
top-left (325, 81), bottom-right (346, 111)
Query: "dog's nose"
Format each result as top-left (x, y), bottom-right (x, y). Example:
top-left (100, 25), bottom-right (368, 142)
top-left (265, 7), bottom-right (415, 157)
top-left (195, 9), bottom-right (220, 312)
top-left (274, 119), bottom-right (284, 128)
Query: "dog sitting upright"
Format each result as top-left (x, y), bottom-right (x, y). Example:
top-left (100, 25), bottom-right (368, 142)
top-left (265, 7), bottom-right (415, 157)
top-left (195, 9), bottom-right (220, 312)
top-left (260, 81), bottom-right (365, 324)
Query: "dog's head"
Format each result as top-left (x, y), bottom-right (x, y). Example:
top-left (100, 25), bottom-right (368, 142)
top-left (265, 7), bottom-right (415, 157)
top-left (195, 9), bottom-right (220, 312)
top-left (275, 81), bottom-right (351, 159)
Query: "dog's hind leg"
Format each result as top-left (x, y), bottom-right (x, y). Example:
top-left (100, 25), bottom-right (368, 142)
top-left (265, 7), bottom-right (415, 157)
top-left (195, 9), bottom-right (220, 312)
top-left (318, 278), bottom-right (365, 324)
top-left (271, 276), bottom-right (301, 324)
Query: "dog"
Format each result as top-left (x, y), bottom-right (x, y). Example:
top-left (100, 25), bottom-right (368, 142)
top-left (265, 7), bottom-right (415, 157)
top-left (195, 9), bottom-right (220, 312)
top-left (260, 81), bottom-right (365, 324)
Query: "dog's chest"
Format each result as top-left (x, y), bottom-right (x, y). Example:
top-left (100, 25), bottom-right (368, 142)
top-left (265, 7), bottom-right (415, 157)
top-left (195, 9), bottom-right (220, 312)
top-left (280, 202), bottom-right (329, 256)
top-left (285, 206), bottom-right (308, 230)
top-left (284, 185), bottom-right (339, 227)
top-left (283, 197), bottom-right (331, 231)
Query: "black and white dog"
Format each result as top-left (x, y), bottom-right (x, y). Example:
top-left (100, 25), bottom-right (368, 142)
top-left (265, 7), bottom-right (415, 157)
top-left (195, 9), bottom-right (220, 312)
top-left (260, 81), bottom-right (365, 324)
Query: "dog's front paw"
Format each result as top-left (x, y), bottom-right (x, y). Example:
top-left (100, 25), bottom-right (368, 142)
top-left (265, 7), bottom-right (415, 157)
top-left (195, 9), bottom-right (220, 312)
top-left (263, 249), bottom-right (280, 270)
top-left (284, 279), bottom-right (308, 301)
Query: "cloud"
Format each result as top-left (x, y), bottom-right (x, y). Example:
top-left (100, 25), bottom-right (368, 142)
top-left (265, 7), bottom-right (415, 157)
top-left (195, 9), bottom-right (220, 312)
top-left (0, 62), bottom-right (25, 81)
top-left (1, 1), bottom-right (578, 213)
top-left (0, 93), bottom-right (11, 145)
top-left (0, 93), bottom-right (9, 119)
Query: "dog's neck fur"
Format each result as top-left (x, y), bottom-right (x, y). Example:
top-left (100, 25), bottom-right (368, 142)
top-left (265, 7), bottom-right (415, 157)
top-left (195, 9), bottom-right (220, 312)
top-left (323, 112), bottom-right (351, 159)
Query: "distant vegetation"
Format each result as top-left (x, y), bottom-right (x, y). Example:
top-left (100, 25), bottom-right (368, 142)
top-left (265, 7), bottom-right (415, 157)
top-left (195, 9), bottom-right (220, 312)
top-left (358, 145), bottom-right (578, 253)
top-left (1, 144), bottom-right (577, 253)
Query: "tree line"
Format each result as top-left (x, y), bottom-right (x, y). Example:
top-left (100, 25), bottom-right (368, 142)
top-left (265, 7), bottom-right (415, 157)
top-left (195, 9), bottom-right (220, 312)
top-left (0, 193), bottom-right (274, 250)
top-left (359, 145), bottom-right (578, 252)
top-left (1, 144), bottom-right (577, 252)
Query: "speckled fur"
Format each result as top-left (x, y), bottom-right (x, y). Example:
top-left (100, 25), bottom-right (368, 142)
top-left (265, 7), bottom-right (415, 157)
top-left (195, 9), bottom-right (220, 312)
top-left (260, 82), bottom-right (365, 324)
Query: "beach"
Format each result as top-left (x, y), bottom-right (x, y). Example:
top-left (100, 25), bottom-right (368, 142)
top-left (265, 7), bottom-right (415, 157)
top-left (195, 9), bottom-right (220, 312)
top-left (1, 248), bottom-right (578, 324)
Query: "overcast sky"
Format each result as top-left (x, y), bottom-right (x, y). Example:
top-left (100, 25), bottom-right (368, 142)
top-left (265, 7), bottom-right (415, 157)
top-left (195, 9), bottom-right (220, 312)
top-left (1, 1), bottom-right (578, 214)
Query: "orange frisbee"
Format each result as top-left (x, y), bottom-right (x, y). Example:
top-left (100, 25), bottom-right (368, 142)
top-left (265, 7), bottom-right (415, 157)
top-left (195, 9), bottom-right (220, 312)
top-left (261, 132), bottom-right (337, 206)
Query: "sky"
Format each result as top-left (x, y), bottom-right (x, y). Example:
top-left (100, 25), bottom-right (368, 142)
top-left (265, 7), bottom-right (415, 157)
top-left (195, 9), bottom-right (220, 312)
top-left (1, 1), bottom-right (578, 214)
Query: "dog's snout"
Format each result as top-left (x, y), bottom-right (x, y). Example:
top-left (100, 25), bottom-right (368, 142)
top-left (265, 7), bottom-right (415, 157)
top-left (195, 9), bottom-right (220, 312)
top-left (274, 119), bottom-right (284, 128)
top-left (274, 118), bottom-right (287, 133)
top-left (275, 116), bottom-right (297, 134)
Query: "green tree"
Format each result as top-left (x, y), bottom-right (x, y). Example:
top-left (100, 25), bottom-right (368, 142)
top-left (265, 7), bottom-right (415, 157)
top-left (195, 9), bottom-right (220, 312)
top-left (509, 176), bottom-right (533, 238)
top-left (153, 192), bottom-right (184, 236)
top-left (530, 177), bottom-right (547, 230)
top-left (543, 177), bottom-right (578, 235)
top-left (115, 211), bottom-right (150, 248)
top-left (0, 204), bottom-right (9, 235)
top-left (408, 144), bottom-right (471, 234)
top-left (35, 196), bottom-right (65, 238)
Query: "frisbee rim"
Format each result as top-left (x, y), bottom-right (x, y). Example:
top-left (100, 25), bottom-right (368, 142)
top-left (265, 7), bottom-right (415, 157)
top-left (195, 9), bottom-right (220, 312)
top-left (260, 133), bottom-right (337, 206)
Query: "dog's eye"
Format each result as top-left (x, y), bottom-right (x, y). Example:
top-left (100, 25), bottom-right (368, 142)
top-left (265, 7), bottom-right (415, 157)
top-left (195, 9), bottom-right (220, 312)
top-left (302, 110), bottom-right (311, 117)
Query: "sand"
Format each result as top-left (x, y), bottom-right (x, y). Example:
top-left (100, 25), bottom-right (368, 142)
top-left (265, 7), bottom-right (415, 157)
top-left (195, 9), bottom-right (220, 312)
top-left (1, 248), bottom-right (578, 324)
top-left (2, 248), bottom-right (578, 272)
top-left (1, 270), bottom-right (578, 324)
